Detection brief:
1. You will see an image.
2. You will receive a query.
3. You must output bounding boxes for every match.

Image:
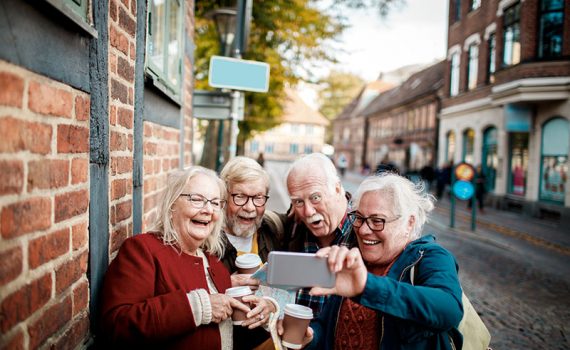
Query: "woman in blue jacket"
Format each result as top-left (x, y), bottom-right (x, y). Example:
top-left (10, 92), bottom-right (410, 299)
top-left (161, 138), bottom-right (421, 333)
top-left (305, 173), bottom-right (464, 350)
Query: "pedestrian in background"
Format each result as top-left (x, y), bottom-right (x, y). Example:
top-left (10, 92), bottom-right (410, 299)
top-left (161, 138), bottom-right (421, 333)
top-left (100, 166), bottom-right (252, 349)
top-left (256, 152), bottom-right (265, 167)
top-left (468, 164), bottom-right (487, 213)
top-left (306, 173), bottom-right (463, 350)
top-left (337, 153), bottom-right (348, 178)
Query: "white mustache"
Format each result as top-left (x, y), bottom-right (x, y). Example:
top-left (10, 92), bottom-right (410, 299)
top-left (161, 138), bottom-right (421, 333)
top-left (307, 214), bottom-right (324, 223)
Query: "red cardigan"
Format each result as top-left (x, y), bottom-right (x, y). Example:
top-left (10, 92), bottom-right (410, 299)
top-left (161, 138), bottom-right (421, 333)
top-left (100, 233), bottom-right (232, 349)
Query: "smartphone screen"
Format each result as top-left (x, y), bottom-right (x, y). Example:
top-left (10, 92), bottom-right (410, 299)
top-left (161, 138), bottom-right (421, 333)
top-left (267, 251), bottom-right (336, 289)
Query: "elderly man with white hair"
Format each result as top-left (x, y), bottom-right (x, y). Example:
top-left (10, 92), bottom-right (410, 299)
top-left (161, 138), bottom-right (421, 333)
top-left (285, 153), bottom-right (357, 317)
top-left (303, 173), bottom-right (464, 350)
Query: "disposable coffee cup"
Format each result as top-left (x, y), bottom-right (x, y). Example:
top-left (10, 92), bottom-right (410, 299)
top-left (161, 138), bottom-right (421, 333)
top-left (225, 286), bottom-right (253, 325)
top-left (235, 253), bottom-right (262, 274)
top-left (281, 303), bottom-right (313, 349)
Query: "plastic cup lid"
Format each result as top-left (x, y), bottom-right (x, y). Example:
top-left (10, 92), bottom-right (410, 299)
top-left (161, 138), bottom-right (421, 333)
top-left (284, 304), bottom-right (313, 319)
top-left (225, 286), bottom-right (252, 298)
top-left (235, 253), bottom-right (262, 269)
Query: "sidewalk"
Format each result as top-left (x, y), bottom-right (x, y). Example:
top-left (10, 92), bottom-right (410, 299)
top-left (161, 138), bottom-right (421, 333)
top-left (342, 170), bottom-right (570, 256)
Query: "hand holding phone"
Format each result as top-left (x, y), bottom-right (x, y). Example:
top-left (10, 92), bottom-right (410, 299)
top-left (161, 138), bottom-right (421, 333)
top-left (267, 251), bottom-right (336, 289)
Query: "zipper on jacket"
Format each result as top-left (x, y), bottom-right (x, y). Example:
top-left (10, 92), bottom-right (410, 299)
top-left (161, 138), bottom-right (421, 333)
top-left (398, 249), bottom-right (424, 282)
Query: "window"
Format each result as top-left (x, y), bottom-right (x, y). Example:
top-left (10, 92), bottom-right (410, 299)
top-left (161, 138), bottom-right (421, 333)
top-left (289, 143), bottom-right (299, 154)
top-left (454, 0), bottom-right (462, 22)
top-left (450, 52), bottom-right (460, 96)
top-left (503, 2), bottom-right (521, 67)
top-left (462, 128), bottom-right (475, 164)
top-left (250, 140), bottom-right (259, 153)
top-left (63, 0), bottom-right (88, 21)
top-left (482, 127), bottom-right (498, 192)
top-left (487, 33), bottom-right (496, 83)
top-left (538, 0), bottom-right (565, 58)
top-left (146, 0), bottom-right (183, 95)
top-left (291, 124), bottom-right (300, 133)
top-left (466, 44), bottom-right (479, 90)
top-left (470, 0), bottom-right (481, 11)
top-left (540, 117), bottom-right (569, 204)
top-left (304, 144), bottom-right (313, 154)
top-left (508, 132), bottom-right (529, 196)
top-left (265, 143), bottom-right (274, 154)
top-left (306, 125), bottom-right (314, 135)
top-left (446, 131), bottom-right (456, 163)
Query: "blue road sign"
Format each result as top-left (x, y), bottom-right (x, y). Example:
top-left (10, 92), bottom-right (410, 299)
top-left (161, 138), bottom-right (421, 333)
top-left (453, 180), bottom-right (475, 200)
top-left (209, 56), bottom-right (270, 92)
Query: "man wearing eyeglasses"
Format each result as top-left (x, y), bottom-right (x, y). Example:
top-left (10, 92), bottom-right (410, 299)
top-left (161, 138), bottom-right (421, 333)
top-left (219, 156), bottom-right (288, 350)
top-left (219, 156), bottom-right (287, 273)
top-left (285, 152), bottom-right (357, 317)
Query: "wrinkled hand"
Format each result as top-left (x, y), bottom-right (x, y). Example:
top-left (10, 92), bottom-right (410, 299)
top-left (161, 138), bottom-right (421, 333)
top-left (240, 295), bottom-right (276, 329)
top-left (277, 319), bottom-right (314, 348)
top-left (309, 246), bottom-right (367, 298)
top-left (231, 273), bottom-right (260, 291)
top-left (209, 293), bottom-right (251, 324)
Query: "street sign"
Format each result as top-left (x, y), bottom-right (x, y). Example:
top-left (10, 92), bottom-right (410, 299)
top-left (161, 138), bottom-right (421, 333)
top-left (455, 162), bottom-right (475, 182)
top-left (209, 56), bottom-right (270, 92)
top-left (193, 90), bottom-right (231, 120)
top-left (453, 180), bottom-right (475, 200)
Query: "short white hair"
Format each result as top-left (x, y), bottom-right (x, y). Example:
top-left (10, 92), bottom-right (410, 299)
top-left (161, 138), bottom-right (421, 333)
top-left (220, 156), bottom-right (269, 192)
top-left (353, 173), bottom-right (435, 239)
top-left (286, 153), bottom-right (341, 194)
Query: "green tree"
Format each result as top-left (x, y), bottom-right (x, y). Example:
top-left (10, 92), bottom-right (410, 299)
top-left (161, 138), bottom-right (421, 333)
top-left (194, 0), bottom-right (402, 167)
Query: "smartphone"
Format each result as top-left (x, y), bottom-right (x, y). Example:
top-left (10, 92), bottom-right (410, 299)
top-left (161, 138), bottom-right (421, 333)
top-left (267, 251), bottom-right (336, 289)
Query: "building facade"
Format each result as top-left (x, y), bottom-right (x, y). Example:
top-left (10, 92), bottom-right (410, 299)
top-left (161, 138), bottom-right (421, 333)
top-left (245, 87), bottom-right (329, 162)
top-left (332, 80), bottom-right (393, 171)
top-left (0, 0), bottom-right (196, 348)
top-left (362, 61), bottom-right (445, 174)
top-left (440, 0), bottom-right (570, 221)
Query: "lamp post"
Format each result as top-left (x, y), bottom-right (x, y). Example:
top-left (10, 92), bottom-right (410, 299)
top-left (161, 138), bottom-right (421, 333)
top-left (208, 8), bottom-right (237, 171)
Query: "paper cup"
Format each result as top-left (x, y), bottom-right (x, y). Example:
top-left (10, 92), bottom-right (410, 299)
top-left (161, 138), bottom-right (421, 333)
top-left (235, 253), bottom-right (262, 274)
top-left (225, 286), bottom-right (253, 325)
top-left (281, 304), bottom-right (313, 349)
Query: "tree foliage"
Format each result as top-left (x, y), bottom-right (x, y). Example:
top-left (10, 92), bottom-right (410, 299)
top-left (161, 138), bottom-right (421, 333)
top-left (194, 0), bottom-right (403, 157)
top-left (318, 70), bottom-right (365, 120)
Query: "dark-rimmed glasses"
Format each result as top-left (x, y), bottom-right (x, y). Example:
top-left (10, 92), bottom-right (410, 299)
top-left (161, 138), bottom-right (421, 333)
top-left (231, 193), bottom-right (269, 207)
top-left (348, 212), bottom-right (401, 232)
top-left (180, 193), bottom-right (226, 211)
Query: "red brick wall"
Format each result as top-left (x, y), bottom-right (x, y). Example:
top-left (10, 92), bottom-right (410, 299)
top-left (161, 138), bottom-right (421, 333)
top-left (0, 61), bottom-right (90, 349)
top-left (142, 122), bottom-right (181, 230)
top-left (108, 0), bottom-right (136, 255)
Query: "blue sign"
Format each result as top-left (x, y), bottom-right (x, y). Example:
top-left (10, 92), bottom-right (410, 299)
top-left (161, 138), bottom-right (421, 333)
top-left (453, 180), bottom-right (475, 200)
top-left (209, 56), bottom-right (270, 92)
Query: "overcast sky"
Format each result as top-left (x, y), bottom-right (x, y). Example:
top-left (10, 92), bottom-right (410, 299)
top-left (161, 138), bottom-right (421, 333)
top-left (298, 0), bottom-right (449, 108)
top-left (329, 0), bottom-right (449, 81)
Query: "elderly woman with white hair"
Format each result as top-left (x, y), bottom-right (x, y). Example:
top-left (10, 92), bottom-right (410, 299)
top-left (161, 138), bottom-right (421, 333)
top-left (303, 173), bottom-right (464, 350)
top-left (100, 166), bottom-right (252, 349)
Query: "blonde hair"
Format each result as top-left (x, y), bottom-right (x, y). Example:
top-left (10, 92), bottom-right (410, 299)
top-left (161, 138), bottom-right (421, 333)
top-left (353, 173), bottom-right (435, 239)
top-left (150, 166), bottom-right (226, 257)
top-left (220, 156), bottom-right (269, 192)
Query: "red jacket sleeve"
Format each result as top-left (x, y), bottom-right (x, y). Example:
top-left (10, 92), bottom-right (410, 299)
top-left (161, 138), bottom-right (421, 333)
top-left (100, 236), bottom-right (198, 344)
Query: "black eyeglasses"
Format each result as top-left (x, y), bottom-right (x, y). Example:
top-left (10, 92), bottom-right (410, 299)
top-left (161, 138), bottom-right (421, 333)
top-left (348, 212), bottom-right (401, 232)
top-left (180, 193), bottom-right (226, 211)
top-left (231, 193), bottom-right (269, 207)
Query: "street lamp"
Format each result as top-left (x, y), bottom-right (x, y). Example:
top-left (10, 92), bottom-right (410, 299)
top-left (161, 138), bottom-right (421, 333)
top-left (207, 8), bottom-right (237, 172)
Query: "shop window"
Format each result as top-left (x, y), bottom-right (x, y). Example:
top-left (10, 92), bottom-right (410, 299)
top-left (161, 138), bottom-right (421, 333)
top-left (487, 33), bottom-right (496, 83)
top-left (540, 117), bottom-right (569, 204)
top-left (503, 2), bottom-right (521, 67)
top-left (450, 52), bottom-right (460, 96)
top-left (146, 0), bottom-right (183, 97)
top-left (462, 128), bottom-right (475, 164)
top-left (466, 44), bottom-right (478, 90)
top-left (508, 132), bottom-right (529, 196)
top-left (538, 0), bottom-right (565, 58)
top-left (482, 127), bottom-right (498, 192)
top-left (446, 130), bottom-right (456, 163)
top-left (250, 140), bottom-right (259, 153)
